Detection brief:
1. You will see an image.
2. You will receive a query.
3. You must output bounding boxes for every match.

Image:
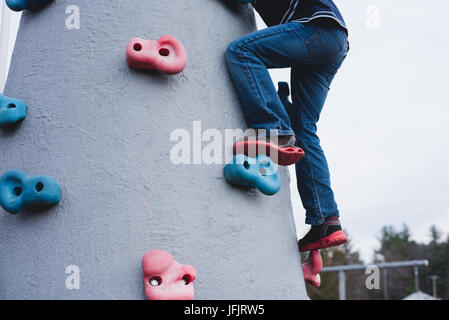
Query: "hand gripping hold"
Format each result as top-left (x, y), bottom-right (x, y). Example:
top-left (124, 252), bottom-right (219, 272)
top-left (0, 169), bottom-right (61, 214)
top-left (224, 154), bottom-right (281, 196)
top-left (126, 35), bottom-right (187, 75)
top-left (142, 250), bottom-right (197, 300)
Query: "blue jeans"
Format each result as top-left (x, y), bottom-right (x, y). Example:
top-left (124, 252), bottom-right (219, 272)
top-left (225, 20), bottom-right (348, 226)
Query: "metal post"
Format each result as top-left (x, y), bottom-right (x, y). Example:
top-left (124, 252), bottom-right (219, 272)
top-left (430, 275), bottom-right (438, 298)
top-left (383, 268), bottom-right (388, 300)
top-left (414, 266), bottom-right (419, 292)
top-left (338, 270), bottom-right (346, 300)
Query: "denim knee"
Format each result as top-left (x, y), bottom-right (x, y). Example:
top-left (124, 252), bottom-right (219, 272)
top-left (225, 39), bottom-right (246, 63)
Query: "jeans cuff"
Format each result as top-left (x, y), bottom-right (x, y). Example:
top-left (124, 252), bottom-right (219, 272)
top-left (305, 216), bottom-right (325, 226)
top-left (306, 212), bottom-right (340, 226)
top-left (272, 129), bottom-right (295, 136)
top-left (323, 212), bottom-right (340, 220)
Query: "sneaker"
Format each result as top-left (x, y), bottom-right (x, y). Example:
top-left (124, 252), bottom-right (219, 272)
top-left (298, 217), bottom-right (348, 252)
top-left (233, 135), bottom-right (305, 166)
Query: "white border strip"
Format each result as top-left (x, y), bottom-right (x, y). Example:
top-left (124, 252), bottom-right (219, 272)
top-left (0, 2), bottom-right (11, 93)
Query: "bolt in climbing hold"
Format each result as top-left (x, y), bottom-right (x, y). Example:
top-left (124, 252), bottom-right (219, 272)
top-left (5, 0), bottom-right (53, 12)
top-left (0, 169), bottom-right (61, 214)
top-left (302, 250), bottom-right (322, 288)
top-left (126, 35), bottom-right (187, 75)
top-left (142, 250), bottom-right (196, 300)
top-left (224, 154), bottom-right (281, 196)
top-left (0, 94), bottom-right (27, 128)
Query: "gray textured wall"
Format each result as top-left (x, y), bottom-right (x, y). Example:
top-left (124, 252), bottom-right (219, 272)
top-left (0, 0), bottom-right (307, 299)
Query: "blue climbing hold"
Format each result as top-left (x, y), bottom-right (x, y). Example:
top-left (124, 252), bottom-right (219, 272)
top-left (224, 154), bottom-right (281, 196)
top-left (0, 169), bottom-right (61, 214)
top-left (23, 175), bottom-right (61, 210)
top-left (0, 170), bottom-right (28, 214)
top-left (5, 0), bottom-right (53, 12)
top-left (0, 94), bottom-right (27, 128)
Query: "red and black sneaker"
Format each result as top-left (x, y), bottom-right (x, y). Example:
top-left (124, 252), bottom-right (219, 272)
top-left (233, 135), bottom-right (305, 166)
top-left (298, 217), bottom-right (348, 252)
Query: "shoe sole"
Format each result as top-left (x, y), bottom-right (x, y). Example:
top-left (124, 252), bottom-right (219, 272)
top-left (234, 140), bottom-right (305, 166)
top-left (299, 230), bottom-right (348, 252)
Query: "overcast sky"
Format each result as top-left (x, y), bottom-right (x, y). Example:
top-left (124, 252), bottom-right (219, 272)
top-left (2, 1), bottom-right (448, 263)
top-left (257, 0), bottom-right (449, 262)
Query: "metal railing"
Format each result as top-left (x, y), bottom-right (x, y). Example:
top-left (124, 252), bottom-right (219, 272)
top-left (321, 260), bottom-right (429, 300)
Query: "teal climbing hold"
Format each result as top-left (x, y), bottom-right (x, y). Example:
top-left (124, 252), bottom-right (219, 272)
top-left (0, 169), bottom-right (61, 214)
top-left (224, 154), bottom-right (281, 196)
top-left (0, 94), bottom-right (27, 128)
top-left (0, 170), bottom-right (28, 214)
top-left (5, 0), bottom-right (53, 12)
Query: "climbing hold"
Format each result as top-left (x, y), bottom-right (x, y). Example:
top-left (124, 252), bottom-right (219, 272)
top-left (5, 0), bottom-right (53, 12)
top-left (0, 170), bottom-right (28, 214)
top-left (224, 154), bottom-right (281, 196)
top-left (126, 35), bottom-right (187, 75)
top-left (0, 169), bottom-right (61, 214)
top-left (142, 250), bottom-right (196, 300)
top-left (0, 94), bottom-right (27, 128)
top-left (302, 250), bottom-right (322, 288)
top-left (233, 136), bottom-right (305, 167)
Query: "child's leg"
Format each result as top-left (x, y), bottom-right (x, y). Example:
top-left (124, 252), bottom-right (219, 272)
top-left (291, 63), bottom-right (342, 223)
top-left (291, 65), bottom-right (348, 251)
top-left (225, 22), bottom-right (314, 136)
top-left (287, 23), bottom-right (348, 251)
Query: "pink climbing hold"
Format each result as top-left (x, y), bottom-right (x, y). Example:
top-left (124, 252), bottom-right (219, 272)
top-left (126, 35), bottom-right (187, 75)
top-left (142, 250), bottom-right (196, 300)
top-left (302, 250), bottom-right (322, 288)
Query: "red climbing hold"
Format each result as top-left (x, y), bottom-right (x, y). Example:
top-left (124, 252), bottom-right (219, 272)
top-left (142, 250), bottom-right (196, 300)
top-left (126, 35), bottom-right (187, 75)
top-left (302, 250), bottom-right (322, 288)
top-left (233, 137), bottom-right (305, 166)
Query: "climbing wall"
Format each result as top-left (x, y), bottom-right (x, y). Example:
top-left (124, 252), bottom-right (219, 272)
top-left (0, 0), bottom-right (307, 299)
